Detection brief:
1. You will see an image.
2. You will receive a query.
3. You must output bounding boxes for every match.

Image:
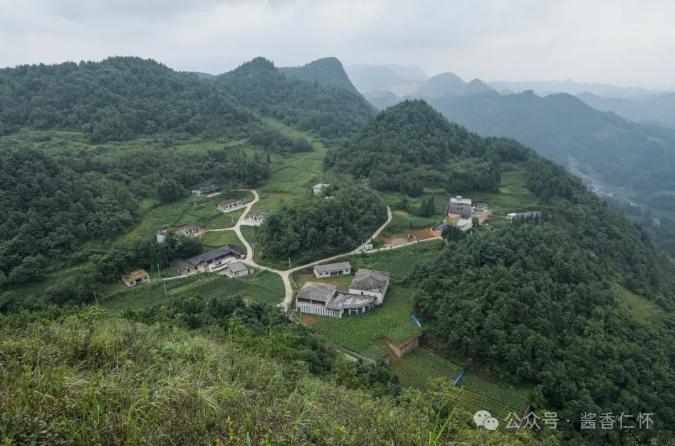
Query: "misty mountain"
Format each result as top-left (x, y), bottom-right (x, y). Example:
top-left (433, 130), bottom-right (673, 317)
top-left (214, 57), bottom-right (376, 139)
top-left (578, 91), bottom-right (675, 130)
top-left (280, 57), bottom-right (359, 94)
top-left (488, 79), bottom-right (660, 99)
top-left (427, 90), bottom-right (675, 205)
top-left (345, 64), bottom-right (428, 95)
top-left (415, 73), bottom-right (493, 98)
top-left (362, 91), bottom-right (401, 110)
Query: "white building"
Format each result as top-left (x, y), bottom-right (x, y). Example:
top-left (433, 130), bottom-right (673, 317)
top-left (227, 262), bottom-right (250, 278)
top-left (313, 261), bottom-right (352, 278)
top-left (348, 269), bottom-right (390, 306)
top-left (449, 196), bottom-right (472, 218)
top-left (295, 282), bottom-right (376, 319)
top-left (218, 199), bottom-right (243, 211)
top-left (312, 183), bottom-right (330, 194)
top-left (191, 185), bottom-right (221, 197)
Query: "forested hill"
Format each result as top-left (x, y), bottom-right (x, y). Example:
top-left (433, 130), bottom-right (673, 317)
top-left (0, 57), bottom-right (257, 143)
top-left (214, 57), bottom-right (376, 140)
top-left (324, 100), bottom-right (501, 195)
top-left (427, 90), bottom-right (675, 199)
top-left (280, 57), bottom-right (360, 94)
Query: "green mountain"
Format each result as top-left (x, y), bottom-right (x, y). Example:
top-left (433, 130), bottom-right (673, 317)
top-left (0, 57), bottom-right (256, 143)
top-left (578, 91), bottom-right (675, 130)
top-left (188, 71), bottom-right (216, 80)
top-left (280, 57), bottom-right (359, 94)
top-left (328, 99), bottom-right (675, 443)
top-left (428, 90), bottom-right (675, 201)
top-left (324, 100), bottom-right (501, 195)
top-left (214, 57), bottom-right (376, 139)
top-left (415, 73), bottom-right (493, 98)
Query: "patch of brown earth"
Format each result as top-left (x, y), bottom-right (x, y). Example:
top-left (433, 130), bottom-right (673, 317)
top-left (301, 316), bottom-right (317, 325)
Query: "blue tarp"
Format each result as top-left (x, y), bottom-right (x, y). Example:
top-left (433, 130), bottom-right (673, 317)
top-left (453, 370), bottom-right (465, 387)
top-left (411, 314), bottom-right (422, 328)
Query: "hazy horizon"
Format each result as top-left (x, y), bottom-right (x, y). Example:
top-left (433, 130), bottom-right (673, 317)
top-left (2, 0), bottom-right (674, 90)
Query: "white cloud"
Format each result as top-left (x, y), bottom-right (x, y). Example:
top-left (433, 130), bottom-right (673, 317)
top-left (0, 0), bottom-right (673, 89)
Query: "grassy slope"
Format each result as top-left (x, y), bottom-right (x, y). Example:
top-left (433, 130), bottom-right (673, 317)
top-left (0, 311), bottom-right (560, 445)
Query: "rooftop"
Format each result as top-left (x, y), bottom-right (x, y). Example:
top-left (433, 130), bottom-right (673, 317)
top-left (228, 262), bottom-right (249, 274)
top-left (450, 196), bottom-right (472, 205)
top-left (187, 245), bottom-right (239, 265)
top-left (219, 198), bottom-right (241, 206)
top-left (326, 292), bottom-right (375, 310)
top-left (123, 270), bottom-right (149, 281)
top-left (296, 282), bottom-right (337, 304)
top-left (314, 261), bottom-right (352, 273)
top-left (194, 185), bottom-right (220, 193)
top-left (349, 269), bottom-right (390, 293)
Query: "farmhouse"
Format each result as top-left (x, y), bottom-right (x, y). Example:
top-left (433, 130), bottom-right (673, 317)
top-left (433, 221), bottom-right (448, 234)
top-left (295, 282), bottom-right (376, 319)
top-left (247, 212), bottom-right (267, 225)
top-left (313, 261), bottom-right (352, 278)
top-left (156, 224), bottom-right (203, 243)
top-left (191, 185), bottom-right (221, 197)
top-left (348, 269), bottom-right (390, 306)
top-left (122, 269), bottom-right (149, 287)
top-left (173, 245), bottom-right (244, 274)
top-left (312, 183), bottom-right (330, 194)
top-left (218, 199), bottom-right (243, 211)
top-left (449, 196), bottom-right (472, 218)
top-left (226, 262), bottom-right (250, 278)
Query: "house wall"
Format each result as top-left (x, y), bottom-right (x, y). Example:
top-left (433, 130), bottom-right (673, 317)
top-left (233, 269), bottom-right (248, 277)
top-left (348, 287), bottom-right (386, 305)
top-left (386, 336), bottom-right (420, 358)
top-left (297, 303), bottom-right (342, 318)
top-left (314, 268), bottom-right (351, 278)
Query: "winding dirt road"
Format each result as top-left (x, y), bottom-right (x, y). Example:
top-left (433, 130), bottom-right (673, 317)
top-left (173, 191), bottom-right (439, 310)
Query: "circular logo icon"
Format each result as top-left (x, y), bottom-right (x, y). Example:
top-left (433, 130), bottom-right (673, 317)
top-left (474, 410), bottom-right (492, 427)
top-left (484, 416), bottom-right (500, 431)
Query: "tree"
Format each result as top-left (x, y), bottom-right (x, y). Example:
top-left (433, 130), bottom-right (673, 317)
top-left (157, 178), bottom-right (185, 203)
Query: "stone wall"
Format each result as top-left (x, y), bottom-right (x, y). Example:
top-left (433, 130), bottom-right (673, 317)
top-left (386, 336), bottom-right (420, 358)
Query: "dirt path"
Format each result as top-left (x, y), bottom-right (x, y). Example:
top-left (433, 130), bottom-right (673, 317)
top-left (165, 194), bottom-right (440, 311)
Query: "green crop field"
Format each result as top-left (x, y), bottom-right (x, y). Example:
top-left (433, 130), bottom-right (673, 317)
top-left (614, 284), bottom-right (665, 322)
top-left (101, 270), bottom-right (285, 312)
top-left (455, 372), bottom-right (531, 423)
top-left (207, 210), bottom-right (244, 230)
top-left (200, 231), bottom-right (245, 252)
top-left (393, 348), bottom-right (463, 389)
top-left (309, 286), bottom-right (422, 355)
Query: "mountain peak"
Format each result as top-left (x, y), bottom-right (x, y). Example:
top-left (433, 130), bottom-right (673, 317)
top-left (280, 57), bottom-right (358, 94)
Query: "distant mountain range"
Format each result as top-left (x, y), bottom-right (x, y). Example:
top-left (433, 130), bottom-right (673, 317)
top-left (487, 79), bottom-right (661, 100)
top-left (345, 64), bottom-right (429, 95)
top-left (577, 91), bottom-right (675, 130)
top-left (415, 73), bottom-right (493, 98)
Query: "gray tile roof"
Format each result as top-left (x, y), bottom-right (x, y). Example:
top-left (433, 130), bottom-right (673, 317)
top-left (296, 282), bottom-right (336, 304)
top-left (228, 262), bottom-right (249, 274)
top-left (314, 261), bottom-right (352, 273)
top-left (187, 245), bottom-right (239, 265)
top-left (326, 292), bottom-right (375, 310)
top-left (349, 269), bottom-right (390, 293)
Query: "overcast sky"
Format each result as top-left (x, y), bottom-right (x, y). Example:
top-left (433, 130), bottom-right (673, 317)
top-left (1, 0), bottom-right (673, 89)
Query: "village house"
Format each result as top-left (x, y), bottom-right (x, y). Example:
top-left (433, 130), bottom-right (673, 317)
top-left (122, 269), bottom-right (150, 287)
top-left (156, 224), bottom-right (203, 243)
top-left (295, 282), bottom-right (376, 319)
top-left (449, 196), bottom-right (472, 218)
top-left (312, 183), bottom-right (330, 194)
top-left (172, 245), bottom-right (244, 274)
top-left (433, 221), bottom-right (449, 234)
top-left (218, 198), bottom-right (243, 211)
top-left (313, 261), bottom-right (352, 278)
top-left (226, 262), bottom-right (250, 278)
top-left (348, 269), bottom-right (390, 306)
top-left (247, 212), bottom-right (267, 225)
top-left (191, 185), bottom-right (221, 197)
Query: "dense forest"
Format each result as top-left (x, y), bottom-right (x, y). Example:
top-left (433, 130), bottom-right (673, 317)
top-left (214, 58), bottom-right (376, 140)
top-left (258, 184), bottom-right (387, 265)
top-left (0, 57), bottom-right (258, 142)
top-left (324, 100), bottom-right (501, 195)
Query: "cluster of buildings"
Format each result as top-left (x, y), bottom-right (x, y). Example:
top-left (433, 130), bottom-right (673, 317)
top-left (191, 185), bottom-right (221, 197)
top-left (434, 196), bottom-right (489, 233)
top-left (172, 245), bottom-right (245, 275)
top-left (296, 262), bottom-right (390, 319)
